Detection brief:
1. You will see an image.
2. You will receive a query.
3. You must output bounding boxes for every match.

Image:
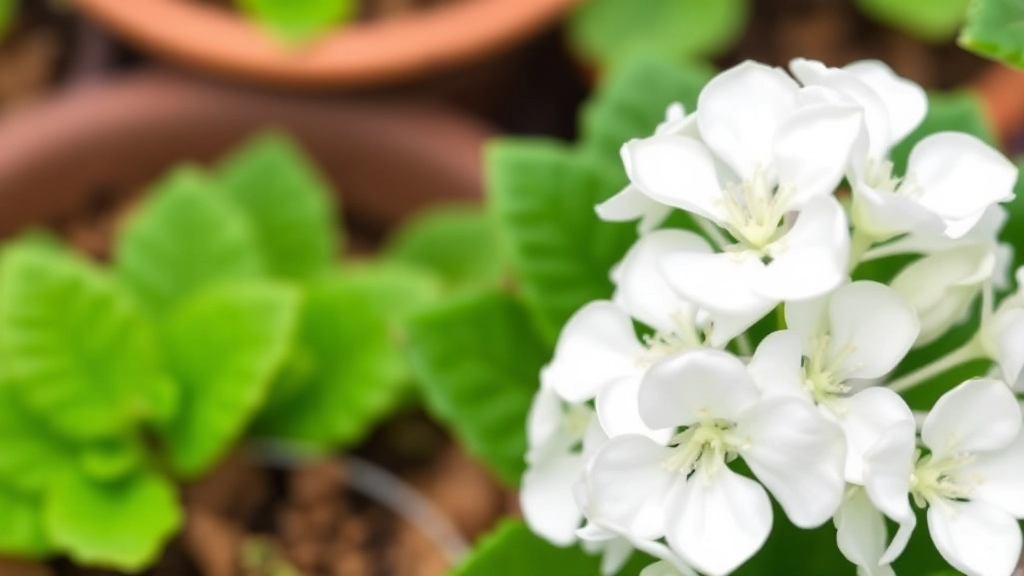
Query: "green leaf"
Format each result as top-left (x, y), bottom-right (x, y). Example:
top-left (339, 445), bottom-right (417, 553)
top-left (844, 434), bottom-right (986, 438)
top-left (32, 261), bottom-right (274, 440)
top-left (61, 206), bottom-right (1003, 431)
top-left (254, 274), bottom-right (405, 451)
top-left (335, 261), bottom-right (445, 326)
top-left (116, 167), bottom-right (264, 316)
top-left (384, 206), bottom-right (506, 291)
top-left (0, 482), bottom-right (51, 558)
top-left (857, 0), bottom-right (970, 42)
top-left (44, 471), bottom-right (182, 572)
top-left (959, 0), bottom-right (1024, 68)
top-left (0, 0), bottom-right (15, 40)
top-left (216, 132), bottom-right (339, 279)
top-left (406, 292), bottom-right (549, 485)
top-left (890, 91), bottom-right (996, 175)
top-left (568, 0), bottom-right (748, 67)
top-left (0, 247), bottom-right (176, 441)
top-left (161, 281), bottom-right (301, 478)
top-left (235, 0), bottom-right (356, 43)
top-left (488, 140), bottom-right (637, 343)
top-left (0, 386), bottom-right (76, 494)
top-left (581, 55), bottom-right (713, 160)
top-left (453, 520), bottom-right (652, 576)
top-left (77, 437), bottom-right (146, 483)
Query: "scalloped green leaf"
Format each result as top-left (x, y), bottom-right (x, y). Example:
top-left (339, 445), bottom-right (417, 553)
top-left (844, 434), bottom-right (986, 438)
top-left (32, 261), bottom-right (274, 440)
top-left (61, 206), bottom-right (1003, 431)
top-left (0, 247), bottom-right (176, 441)
top-left (160, 281), bottom-right (301, 478)
top-left (0, 386), bottom-right (76, 494)
top-left (384, 206), bottom-right (507, 291)
top-left (116, 167), bottom-right (264, 316)
top-left (406, 292), bottom-right (549, 485)
top-left (568, 0), bottom-right (748, 67)
top-left (215, 132), bottom-right (340, 279)
top-left (0, 482), bottom-right (51, 558)
top-left (581, 55), bottom-right (713, 160)
top-left (959, 0), bottom-right (1024, 68)
top-left (235, 0), bottom-right (356, 43)
top-left (857, 0), bottom-right (970, 42)
top-left (44, 471), bottom-right (181, 572)
top-left (488, 140), bottom-right (637, 343)
top-left (253, 274), bottom-right (406, 451)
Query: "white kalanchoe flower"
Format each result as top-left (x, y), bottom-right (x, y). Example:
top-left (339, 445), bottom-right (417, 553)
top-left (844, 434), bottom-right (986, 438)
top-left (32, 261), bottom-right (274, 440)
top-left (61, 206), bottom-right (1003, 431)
top-left (583, 348), bottom-right (846, 576)
top-left (615, 61), bottom-right (861, 341)
top-left (980, 267), bottom-right (1024, 390)
top-left (861, 379), bottom-right (1024, 576)
top-left (790, 58), bottom-right (1018, 241)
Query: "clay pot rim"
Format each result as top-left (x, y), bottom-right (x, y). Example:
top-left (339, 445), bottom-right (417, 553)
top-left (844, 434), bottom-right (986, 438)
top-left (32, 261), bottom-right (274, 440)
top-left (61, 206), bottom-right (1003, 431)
top-left (70, 0), bottom-right (582, 89)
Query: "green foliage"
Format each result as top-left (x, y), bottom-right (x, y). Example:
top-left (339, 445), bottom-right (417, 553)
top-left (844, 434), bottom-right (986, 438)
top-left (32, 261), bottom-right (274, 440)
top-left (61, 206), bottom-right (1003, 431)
top-left (453, 521), bottom-right (654, 576)
top-left (0, 0), bottom-right (16, 41)
top-left (488, 140), bottom-right (638, 343)
top-left (0, 484), bottom-right (50, 558)
top-left (235, 0), bottom-right (356, 43)
top-left (959, 0), bottom-right (1024, 68)
top-left (890, 91), bottom-right (996, 174)
top-left (384, 206), bottom-right (507, 291)
top-left (216, 133), bottom-right (339, 280)
top-left (568, 0), bottom-right (748, 68)
top-left (856, 0), bottom-right (971, 42)
top-left (407, 292), bottom-right (549, 485)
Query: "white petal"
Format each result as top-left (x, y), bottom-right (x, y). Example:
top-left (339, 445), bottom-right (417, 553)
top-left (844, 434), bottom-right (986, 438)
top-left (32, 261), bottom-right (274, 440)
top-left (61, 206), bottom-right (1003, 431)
top-left (773, 101), bottom-right (862, 206)
top-left (747, 330), bottom-right (808, 400)
top-left (698, 60), bottom-right (799, 180)
top-left (706, 306), bottom-right (778, 348)
top-left (927, 499), bottom-right (1022, 576)
top-left (851, 181), bottom-right (942, 241)
top-left (613, 230), bottom-right (711, 333)
top-left (639, 349), bottom-right (760, 429)
top-left (963, 431), bottom-right (1024, 518)
top-left (843, 60), bottom-right (927, 147)
top-left (994, 309), bottom-right (1024, 389)
top-left (827, 281), bottom-right (920, 379)
top-left (526, 387), bottom-right (567, 462)
top-left (596, 185), bottom-right (673, 234)
top-left (584, 435), bottom-right (676, 540)
top-left (660, 249), bottom-right (777, 318)
top-left (863, 419), bottom-right (916, 524)
top-left (784, 291), bottom-right (829, 348)
top-left (543, 301), bottom-right (644, 403)
top-left (880, 513), bottom-right (917, 565)
top-left (596, 374), bottom-right (672, 443)
top-left (922, 379), bottom-right (1021, 458)
top-left (842, 387), bottom-right (915, 484)
top-left (599, 538), bottom-right (635, 576)
top-left (908, 132), bottom-right (1018, 239)
top-left (625, 136), bottom-right (726, 223)
top-left (759, 195), bottom-right (850, 301)
top-left (666, 467), bottom-right (773, 576)
top-left (521, 451), bottom-right (584, 545)
top-left (738, 396), bottom-right (846, 527)
top-left (835, 487), bottom-right (894, 576)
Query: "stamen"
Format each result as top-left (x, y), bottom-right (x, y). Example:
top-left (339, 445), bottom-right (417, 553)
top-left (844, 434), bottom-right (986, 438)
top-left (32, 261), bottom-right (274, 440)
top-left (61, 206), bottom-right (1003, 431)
top-left (911, 451), bottom-right (978, 507)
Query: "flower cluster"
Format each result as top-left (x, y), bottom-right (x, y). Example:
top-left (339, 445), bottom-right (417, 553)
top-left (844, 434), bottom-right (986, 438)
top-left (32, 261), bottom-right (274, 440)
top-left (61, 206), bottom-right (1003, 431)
top-left (521, 58), bottom-right (1024, 576)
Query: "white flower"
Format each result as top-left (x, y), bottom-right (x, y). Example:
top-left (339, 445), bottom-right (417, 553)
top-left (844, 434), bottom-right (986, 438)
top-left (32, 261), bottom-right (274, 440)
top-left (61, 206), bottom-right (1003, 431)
top-left (978, 267), bottom-right (1024, 390)
top-left (583, 349), bottom-right (846, 576)
top-left (862, 379), bottom-right (1024, 576)
top-left (790, 58), bottom-right (1017, 241)
top-left (834, 487), bottom-right (896, 576)
top-left (616, 61), bottom-right (860, 335)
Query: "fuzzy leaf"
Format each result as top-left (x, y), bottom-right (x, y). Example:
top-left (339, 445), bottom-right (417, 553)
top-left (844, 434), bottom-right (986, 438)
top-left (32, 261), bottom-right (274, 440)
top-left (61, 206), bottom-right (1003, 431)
top-left (0, 482), bottom-right (51, 558)
top-left (235, 0), bottom-right (356, 42)
top-left (568, 0), bottom-right (748, 67)
top-left (216, 133), bottom-right (339, 279)
top-left (581, 55), bottom-right (713, 160)
top-left (959, 0), bottom-right (1024, 68)
top-left (254, 274), bottom-right (406, 451)
top-left (116, 167), bottom-right (264, 316)
top-left (488, 140), bottom-right (637, 343)
top-left (384, 206), bottom-right (506, 291)
top-left (161, 281), bottom-right (301, 478)
top-left (857, 0), bottom-right (970, 42)
top-left (0, 247), bottom-right (176, 441)
top-left (44, 471), bottom-right (182, 572)
top-left (406, 292), bottom-right (549, 485)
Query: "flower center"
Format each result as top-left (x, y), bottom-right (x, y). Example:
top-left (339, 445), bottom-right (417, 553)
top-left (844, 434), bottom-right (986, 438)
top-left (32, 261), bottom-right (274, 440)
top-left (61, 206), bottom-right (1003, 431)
top-left (563, 403), bottom-right (594, 439)
top-left (719, 168), bottom-right (794, 252)
top-left (662, 418), bottom-right (742, 479)
top-left (865, 158), bottom-right (922, 200)
top-left (636, 312), bottom-right (703, 368)
top-left (910, 451), bottom-right (977, 507)
top-left (802, 335), bottom-right (860, 410)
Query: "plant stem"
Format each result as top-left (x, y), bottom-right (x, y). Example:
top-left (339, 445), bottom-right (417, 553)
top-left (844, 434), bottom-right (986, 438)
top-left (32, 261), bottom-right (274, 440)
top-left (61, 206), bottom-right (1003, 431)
top-left (886, 336), bottom-right (987, 393)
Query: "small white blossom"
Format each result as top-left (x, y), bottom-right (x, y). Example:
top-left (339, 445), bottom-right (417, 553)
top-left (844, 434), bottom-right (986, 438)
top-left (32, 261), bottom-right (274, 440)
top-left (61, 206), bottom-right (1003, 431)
top-left (980, 267), bottom-right (1024, 389)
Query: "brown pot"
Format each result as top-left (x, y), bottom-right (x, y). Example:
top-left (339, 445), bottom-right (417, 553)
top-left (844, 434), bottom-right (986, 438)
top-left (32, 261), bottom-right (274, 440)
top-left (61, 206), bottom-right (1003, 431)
top-left (69, 0), bottom-right (581, 90)
top-left (971, 63), bottom-right (1024, 147)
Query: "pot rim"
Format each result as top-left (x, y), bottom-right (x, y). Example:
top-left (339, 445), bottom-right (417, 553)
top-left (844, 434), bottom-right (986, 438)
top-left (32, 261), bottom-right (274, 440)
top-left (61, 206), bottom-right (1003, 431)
top-left (70, 0), bottom-right (582, 89)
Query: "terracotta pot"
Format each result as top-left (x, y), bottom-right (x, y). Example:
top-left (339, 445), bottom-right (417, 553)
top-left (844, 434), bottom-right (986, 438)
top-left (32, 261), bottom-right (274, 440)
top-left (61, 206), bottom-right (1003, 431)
top-left (69, 0), bottom-right (581, 90)
top-left (971, 63), bottom-right (1024, 147)
top-left (0, 70), bottom-right (494, 241)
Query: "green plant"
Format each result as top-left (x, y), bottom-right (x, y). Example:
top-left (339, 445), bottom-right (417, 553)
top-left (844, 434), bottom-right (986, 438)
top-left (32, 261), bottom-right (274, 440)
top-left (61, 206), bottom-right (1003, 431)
top-left (959, 0), bottom-right (1024, 68)
top-left (0, 132), bottom-right (504, 570)
top-left (234, 0), bottom-right (357, 44)
top-left (857, 0), bottom-right (972, 42)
